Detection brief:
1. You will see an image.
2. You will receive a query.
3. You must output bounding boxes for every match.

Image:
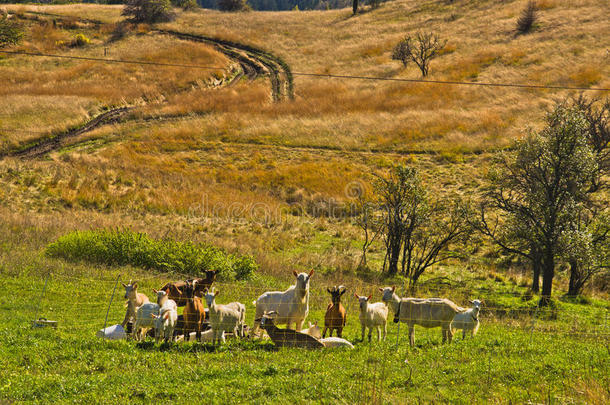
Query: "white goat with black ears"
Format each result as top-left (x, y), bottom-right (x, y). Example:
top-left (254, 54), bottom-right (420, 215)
top-left (451, 299), bottom-right (482, 339)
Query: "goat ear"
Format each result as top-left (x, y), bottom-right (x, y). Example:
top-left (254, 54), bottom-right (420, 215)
top-left (153, 289), bottom-right (158, 294)
top-left (132, 283), bottom-right (138, 289)
top-left (293, 270), bottom-right (298, 277)
top-left (151, 314), bottom-right (158, 319)
top-left (391, 286), bottom-right (396, 293)
top-left (314, 321), bottom-right (318, 326)
top-left (469, 300), bottom-right (474, 304)
top-left (354, 293), bottom-right (359, 299)
top-left (308, 269), bottom-right (315, 277)
top-left (122, 283), bottom-right (128, 288)
top-left (378, 287), bottom-right (384, 292)
top-left (214, 290), bottom-right (219, 297)
top-left (340, 289), bottom-right (346, 296)
top-left (327, 287), bottom-right (332, 294)
top-left (367, 295), bottom-right (372, 301)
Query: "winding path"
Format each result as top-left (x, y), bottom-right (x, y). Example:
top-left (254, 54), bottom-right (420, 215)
top-left (1, 12), bottom-right (293, 159)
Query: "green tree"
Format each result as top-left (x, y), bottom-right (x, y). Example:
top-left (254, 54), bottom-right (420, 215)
top-left (481, 104), bottom-right (597, 305)
top-left (122, 0), bottom-right (175, 23)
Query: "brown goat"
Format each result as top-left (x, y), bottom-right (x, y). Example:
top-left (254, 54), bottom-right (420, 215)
top-left (160, 270), bottom-right (217, 307)
top-left (256, 311), bottom-right (324, 349)
top-left (181, 280), bottom-right (206, 341)
top-left (121, 280), bottom-right (149, 328)
top-left (323, 285), bottom-right (347, 338)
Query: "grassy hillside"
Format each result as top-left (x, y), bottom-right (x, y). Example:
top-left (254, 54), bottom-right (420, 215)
top-left (0, 2), bottom-right (609, 401)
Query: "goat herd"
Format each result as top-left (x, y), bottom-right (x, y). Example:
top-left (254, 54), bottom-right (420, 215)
top-left (116, 270), bottom-right (482, 349)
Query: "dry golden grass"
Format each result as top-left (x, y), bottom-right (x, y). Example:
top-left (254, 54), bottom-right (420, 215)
top-left (0, 1), bottom-right (608, 285)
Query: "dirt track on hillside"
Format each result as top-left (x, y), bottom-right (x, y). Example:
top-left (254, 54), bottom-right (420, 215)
top-left (1, 12), bottom-right (293, 159)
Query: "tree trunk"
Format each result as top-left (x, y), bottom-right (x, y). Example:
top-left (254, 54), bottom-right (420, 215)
top-left (353, 0), bottom-right (358, 14)
top-left (539, 249), bottom-right (555, 307)
top-left (388, 237), bottom-right (401, 276)
top-left (531, 255), bottom-right (541, 293)
top-left (567, 259), bottom-right (582, 297)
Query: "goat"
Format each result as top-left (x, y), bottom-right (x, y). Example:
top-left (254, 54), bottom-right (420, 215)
top-left (253, 270), bottom-right (314, 335)
top-left (380, 286), bottom-right (461, 346)
top-left (121, 280), bottom-right (149, 328)
top-left (320, 337), bottom-right (354, 349)
top-left (204, 288), bottom-right (242, 345)
top-left (182, 280), bottom-right (206, 341)
top-left (323, 285), bottom-right (347, 338)
top-left (452, 300), bottom-right (482, 339)
top-left (256, 311), bottom-right (324, 349)
top-left (224, 301), bottom-right (246, 338)
top-left (177, 329), bottom-right (222, 343)
top-left (301, 321), bottom-right (321, 339)
top-left (159, 271), bottom-right (217, 306)
top-left (355, 294), bottom-right (388, 342)
top-left (153, 298), bottom-right (178, 344)
top-left (134, 302), bottom-right (160, 341)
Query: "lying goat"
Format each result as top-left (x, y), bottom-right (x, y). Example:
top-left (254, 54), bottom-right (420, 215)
top-left (256, 311), bottom-right (324, 349)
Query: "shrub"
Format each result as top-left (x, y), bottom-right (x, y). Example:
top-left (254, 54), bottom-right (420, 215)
top-left (516, 0), bottom-right (538, 34)
top-left (172, 0), bottom-right (198, 9)
top-left (72, 33), bottom-right (90, 47)
top-left (0, 12), bottom-right (24, 49)
top-left (122, 0), bottom-right (175, 24)
top-left (46, 229), bottom-right (257, 281)
top-left (110, 21), bottom-right (130, 42)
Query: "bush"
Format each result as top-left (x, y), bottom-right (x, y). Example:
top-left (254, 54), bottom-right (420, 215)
top-left (110, 21), bottom-right (130, 42)
top-left (72, 33), bottom-right (90, 47)
top-left (172, 0), bottom-right (198, 10)
top-left (516, 0), bottom-right (538, 34)
top-left (46, 229), bottom-right (257, 281)
top-left (0, 12), bottom-right (24, 49)
top-left (122, 0), bottom-right (175, 23)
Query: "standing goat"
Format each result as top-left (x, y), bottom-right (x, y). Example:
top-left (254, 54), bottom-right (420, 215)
top-left (159, 271), bottom-right (217, 307)
top-left (355, 294), bottom-right (388, 342)
top-left (252, 270), bottom-right (314, 334)
top-left (121, 280), bottom-right (149, 328)
top-left (323, 285), bottom-right (347, 338)
top-left (452, 299), bottom-right (482, 339)
top-left (182, 280), bottom-right (206, 341)
top-left (204, 289), bottom-right (243, 345)
top-left (134, 302), bottom-right (160, 341)
top-left (256, 311), bottom-right (324, 349)
top-left (151, 289), bottom-right (178, 343)
top-left (380, 286), bottom-right (461, 346)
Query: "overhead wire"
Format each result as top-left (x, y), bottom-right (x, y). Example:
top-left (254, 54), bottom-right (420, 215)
top-left (1, 49), bottom-right (608, 92)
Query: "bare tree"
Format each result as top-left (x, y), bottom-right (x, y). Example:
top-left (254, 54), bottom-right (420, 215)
top-left (355, 194), bottom-right (382, 268)
top-left (391, 32), bottom-right (446, 77)
top-left (375, 166), bottom-right (470, 290)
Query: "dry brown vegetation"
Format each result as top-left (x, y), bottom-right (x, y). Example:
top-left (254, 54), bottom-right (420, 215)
top-left (0, 1), bottom-right (608, 291)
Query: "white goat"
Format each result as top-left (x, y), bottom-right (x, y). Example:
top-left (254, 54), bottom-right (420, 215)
top-left (301, 321), bottom-right (321, 339)
top-left (320, 337), bottom-right (354, 349)
top-left (133, 302), bottom-right (160, 341)
top-left (225, 302), bottom-right (247, 337)
top-left (253, 270), bottom-right (314, 334)
top-left (153, 297), bottom-right (178, 343)
top-left (452, 300), bottom-right (482, 339)
top-left (355, 294), bottom-right (388, 342)
top-left (204, 289), bottom-right (242, 345)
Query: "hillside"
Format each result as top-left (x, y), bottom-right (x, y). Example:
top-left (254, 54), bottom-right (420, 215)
top-left (0, 1), bottom-right (609, 403)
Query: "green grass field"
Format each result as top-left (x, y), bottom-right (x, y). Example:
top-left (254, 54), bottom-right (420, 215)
top-left (1, 225), bottom-right (608, 404)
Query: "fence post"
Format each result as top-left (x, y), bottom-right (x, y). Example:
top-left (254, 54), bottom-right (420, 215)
top-left (33, 273), bottom-right (50, 325)
top-left (103, 274), bottom-right (121, 340)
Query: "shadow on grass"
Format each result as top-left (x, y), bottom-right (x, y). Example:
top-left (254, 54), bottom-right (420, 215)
top-left (135, 339), bottom-right (277, 353)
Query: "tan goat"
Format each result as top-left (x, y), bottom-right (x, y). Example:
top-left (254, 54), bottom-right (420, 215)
top-left (121, 280), bottom-right (149, 328)
top-left (380, 286), bottom-right (461, 346)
